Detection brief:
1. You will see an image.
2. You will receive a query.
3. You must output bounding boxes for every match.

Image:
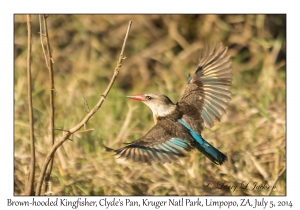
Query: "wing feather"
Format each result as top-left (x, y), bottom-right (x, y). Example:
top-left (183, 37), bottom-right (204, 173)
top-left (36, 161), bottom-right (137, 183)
top-left (114, 122), bottom-right (193, 165)
top-left (180, 42), bottom-right (232, 129)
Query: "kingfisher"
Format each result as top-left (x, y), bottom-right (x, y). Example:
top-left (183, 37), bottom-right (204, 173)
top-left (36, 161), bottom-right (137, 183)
top-left (114, 42), bottom-right (232, 165)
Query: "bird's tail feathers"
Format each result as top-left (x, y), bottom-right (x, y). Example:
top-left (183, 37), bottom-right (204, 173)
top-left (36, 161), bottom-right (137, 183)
top-left (194, 137), bottom-right (227, 165)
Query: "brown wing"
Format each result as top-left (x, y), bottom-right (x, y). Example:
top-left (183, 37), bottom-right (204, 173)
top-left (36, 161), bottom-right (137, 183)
top-left (179, 42), bottom-right (232, 129)
top-left (114, 119), bottom-right (193, 165)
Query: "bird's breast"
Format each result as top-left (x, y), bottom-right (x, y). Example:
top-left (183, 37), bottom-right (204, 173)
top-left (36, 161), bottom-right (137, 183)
top-left (153, 113), bottom-right (158, 125)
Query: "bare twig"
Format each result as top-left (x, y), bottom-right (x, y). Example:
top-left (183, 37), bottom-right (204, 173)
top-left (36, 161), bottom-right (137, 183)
top-left (53, 128), bottom-right (69, 132)
top-left (39, 14), bottom-right (55, 195)
top-left (35, 20), bottom-right (133, 195)
top-left (25, 14), bottom-right (35, 196)
top-left (39, 15), bottom-right (49, 68)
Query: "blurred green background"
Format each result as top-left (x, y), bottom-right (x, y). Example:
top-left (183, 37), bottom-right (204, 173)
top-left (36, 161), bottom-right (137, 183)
top-left (14, 14), bottom-right (286, 195)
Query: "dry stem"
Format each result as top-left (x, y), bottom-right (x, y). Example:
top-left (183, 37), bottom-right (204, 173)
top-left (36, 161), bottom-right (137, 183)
top-left (35, 20), bottom-right (133, 195)
top-left (39, 14), bottom-right (56, 195)
top-left (25, 14), bottom-right (35, 196)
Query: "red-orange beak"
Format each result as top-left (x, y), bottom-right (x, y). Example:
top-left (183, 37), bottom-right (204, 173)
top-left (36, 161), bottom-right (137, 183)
top-left (127, 94), bottom-right (145, 101)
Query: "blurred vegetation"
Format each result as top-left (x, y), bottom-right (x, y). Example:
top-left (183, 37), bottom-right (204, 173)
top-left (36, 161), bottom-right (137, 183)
top-left (14, 14), bottom-right (286, 196)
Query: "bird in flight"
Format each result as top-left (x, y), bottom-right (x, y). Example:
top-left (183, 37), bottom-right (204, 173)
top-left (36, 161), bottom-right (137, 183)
top-left (114, 42), bottom-right (232, 165)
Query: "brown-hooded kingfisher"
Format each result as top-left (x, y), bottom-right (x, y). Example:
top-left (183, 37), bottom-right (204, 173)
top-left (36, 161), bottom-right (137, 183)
top-left (114, 42), bottom-right (232, 165)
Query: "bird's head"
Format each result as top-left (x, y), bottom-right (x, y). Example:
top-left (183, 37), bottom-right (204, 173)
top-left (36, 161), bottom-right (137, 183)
top-left (127, 92), bottom-right (176, 119)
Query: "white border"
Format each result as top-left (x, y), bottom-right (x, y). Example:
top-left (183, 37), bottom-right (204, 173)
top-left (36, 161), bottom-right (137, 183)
top-left (2, 0), bottom-right (297, 209)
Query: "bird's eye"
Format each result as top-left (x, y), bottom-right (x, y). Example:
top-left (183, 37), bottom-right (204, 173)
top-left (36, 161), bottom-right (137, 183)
top-left (145, 95), bottom-right (152, 100)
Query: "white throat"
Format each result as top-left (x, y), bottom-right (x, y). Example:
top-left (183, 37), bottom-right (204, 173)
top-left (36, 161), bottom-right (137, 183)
top-left (149, 104), bottom-right (176, 117)
top-left (145, 103), bottom-right (176, 124)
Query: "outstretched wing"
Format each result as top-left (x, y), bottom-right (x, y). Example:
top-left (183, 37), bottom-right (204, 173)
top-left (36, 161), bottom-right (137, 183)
top-left (179, 42), bottom-right (232, 129)
top-left (114, 120), bottom-right (193, 165)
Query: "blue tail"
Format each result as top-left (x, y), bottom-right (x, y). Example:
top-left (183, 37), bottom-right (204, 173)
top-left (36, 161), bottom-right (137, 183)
top-left (193, 136), bottom-right (227, 165)
top-left (178, 119), bottom-right (227, 165)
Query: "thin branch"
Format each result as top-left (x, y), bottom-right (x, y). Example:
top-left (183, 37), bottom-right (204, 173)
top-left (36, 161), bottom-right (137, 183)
top-left (39, 14), bottom-right (55, 195)
top-left (53, 128), bottom-right (69, 132)
top-left (25, 14), bottom-right (35, 196)
top-left (35, 20), bottom-right (133, 195)
top-left (39, 15), bottom-right (49, 68)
